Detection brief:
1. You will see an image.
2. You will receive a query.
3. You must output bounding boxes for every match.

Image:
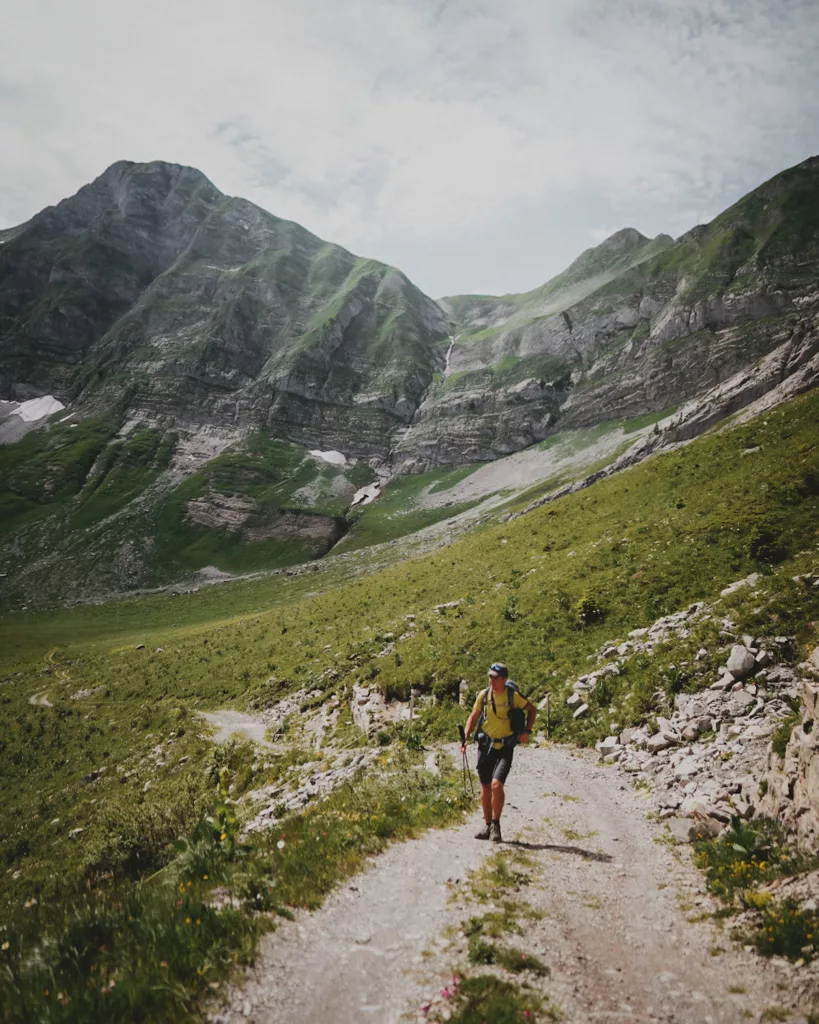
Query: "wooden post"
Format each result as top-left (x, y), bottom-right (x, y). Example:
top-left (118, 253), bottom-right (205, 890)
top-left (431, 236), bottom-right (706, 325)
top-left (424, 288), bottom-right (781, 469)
top-left (410, 687), bottom-right (420, 723)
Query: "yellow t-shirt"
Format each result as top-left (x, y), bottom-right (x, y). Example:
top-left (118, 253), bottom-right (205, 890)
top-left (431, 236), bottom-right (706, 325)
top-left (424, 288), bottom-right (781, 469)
top-left (473, 686), bottom-right (529, 747)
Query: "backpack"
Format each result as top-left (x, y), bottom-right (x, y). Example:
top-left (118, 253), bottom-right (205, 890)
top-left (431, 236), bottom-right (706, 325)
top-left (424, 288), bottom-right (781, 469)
top-left (477, 682), bottom-right (527, 750)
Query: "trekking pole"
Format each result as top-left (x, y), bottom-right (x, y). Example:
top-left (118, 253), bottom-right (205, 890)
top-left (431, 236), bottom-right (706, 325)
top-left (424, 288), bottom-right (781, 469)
top-left (458, 725), bottom-right (475, 798)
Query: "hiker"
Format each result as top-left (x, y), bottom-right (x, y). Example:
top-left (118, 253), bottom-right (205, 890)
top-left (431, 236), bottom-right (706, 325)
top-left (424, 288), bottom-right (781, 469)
top-left (460, 662), bottom-right (537, 843)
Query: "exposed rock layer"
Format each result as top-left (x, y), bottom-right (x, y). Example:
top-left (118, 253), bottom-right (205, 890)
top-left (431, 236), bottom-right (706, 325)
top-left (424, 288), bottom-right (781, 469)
top-left (2, 156), bottom-right (819, 472)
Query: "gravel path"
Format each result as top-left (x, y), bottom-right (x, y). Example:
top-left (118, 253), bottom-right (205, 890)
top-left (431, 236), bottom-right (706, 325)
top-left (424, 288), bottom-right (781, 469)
top-left (215, 746), bottom-right (816, 1024)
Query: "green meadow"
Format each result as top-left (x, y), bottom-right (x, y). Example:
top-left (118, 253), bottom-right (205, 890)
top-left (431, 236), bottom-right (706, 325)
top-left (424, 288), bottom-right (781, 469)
top-left (1, 387), bottom-right (818, 1019)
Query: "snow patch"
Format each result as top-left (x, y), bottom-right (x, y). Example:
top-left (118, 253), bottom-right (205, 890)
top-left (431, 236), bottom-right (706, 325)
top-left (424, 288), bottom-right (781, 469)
top-left (309, 449), bottom-right (347, 467)
top-left (13, 395), bottom-right (65, 422)
top-left (351, 484), bottom-right (381, 507)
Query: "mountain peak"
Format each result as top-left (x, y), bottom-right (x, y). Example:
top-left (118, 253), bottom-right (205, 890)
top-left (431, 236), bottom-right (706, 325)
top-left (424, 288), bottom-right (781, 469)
top-left (594, 227), bottom-right (650, 251)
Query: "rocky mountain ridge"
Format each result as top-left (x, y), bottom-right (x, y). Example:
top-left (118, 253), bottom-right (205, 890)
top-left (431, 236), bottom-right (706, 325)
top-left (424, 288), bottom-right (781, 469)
top-left (395, 156), bottom-right (819, 469)
top-left (2, 155), bottom-right (818, 474)
top-left (2, 156), bottom-right (819, 602)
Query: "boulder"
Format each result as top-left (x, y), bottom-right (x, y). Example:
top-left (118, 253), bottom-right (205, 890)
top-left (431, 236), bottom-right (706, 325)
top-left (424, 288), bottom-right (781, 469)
top-left (727, 645), bottom-right (756, 680)
top-left (674, 757), bottom-right (701, 779)
top-left (666, 817), bottom-right (722, 844)
top-left (656, 717), bottom-right (681, 744)
top-left (647, 733), bottom-right (672, 753)
top-left (598, 736), bottom-right (621, 755)
top-left (710, 673), bottom-right (735, 691)
top-left (572, 703), bottom-right (589, 719)
top-left (729, 690), bottom-right (757, 715)
top-left (566, 693), bottom-right (583, 709)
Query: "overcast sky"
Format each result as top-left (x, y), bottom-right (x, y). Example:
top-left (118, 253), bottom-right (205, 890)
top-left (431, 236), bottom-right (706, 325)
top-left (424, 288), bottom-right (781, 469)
top-left (2, 0), bottom-right (818, 297)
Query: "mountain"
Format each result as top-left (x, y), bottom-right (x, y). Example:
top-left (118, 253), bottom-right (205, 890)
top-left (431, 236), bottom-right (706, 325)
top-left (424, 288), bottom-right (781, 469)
top-left (439, 227), bottom-right (673, 332)
top-left (1, 156), bottom-right (818, 602)
top-left (0, 160), bottom-right (448, 458)
top-left (394, 158), bottom-right (819, 470)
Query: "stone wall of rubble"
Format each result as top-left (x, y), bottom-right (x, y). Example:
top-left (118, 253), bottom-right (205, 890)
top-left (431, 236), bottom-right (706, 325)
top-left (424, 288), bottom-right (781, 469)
top-left (759, 647), bottom-right (819, 849)
top-left (561, 572), bottom-right (819, 850)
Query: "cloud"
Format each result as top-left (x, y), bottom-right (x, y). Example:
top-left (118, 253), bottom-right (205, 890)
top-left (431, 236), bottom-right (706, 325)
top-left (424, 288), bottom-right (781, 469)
top-left (0, 0), bottom-right (817, 295)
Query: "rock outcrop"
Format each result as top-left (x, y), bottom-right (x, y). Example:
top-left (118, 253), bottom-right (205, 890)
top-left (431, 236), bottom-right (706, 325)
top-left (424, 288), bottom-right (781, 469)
top-left (567, 579), bottom-right (814, 846)
top-left (759, 644), bottom-right (819, 849)
top-left (515, 310), bottom-right (819, 519)
top-left (186, 494), bottom-right (347, 553)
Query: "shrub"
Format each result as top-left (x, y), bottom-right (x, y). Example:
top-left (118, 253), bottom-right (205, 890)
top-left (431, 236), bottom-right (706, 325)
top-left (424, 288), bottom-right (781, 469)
top-left (693, 817), bottom-right (792, 903)
top-left (436, 974), bottom-right (550, 1024)
top-left (747, 900), bottom-right (819, 961)
top-left (574, 594), bottom-right (605, 627)
top-left (771, 713), bottom-right (800, 759)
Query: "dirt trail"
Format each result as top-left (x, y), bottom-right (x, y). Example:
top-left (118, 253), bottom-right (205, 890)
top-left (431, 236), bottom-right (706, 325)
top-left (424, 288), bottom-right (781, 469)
top-left (215, 747), bottom-right (815, 1024)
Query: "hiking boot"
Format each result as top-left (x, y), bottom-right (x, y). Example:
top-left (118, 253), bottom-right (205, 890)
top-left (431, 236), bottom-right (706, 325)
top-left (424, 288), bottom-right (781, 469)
top-left (474, 822), bottom-right (492, 840)
top-left (490, 820), bottom-right (503, 843)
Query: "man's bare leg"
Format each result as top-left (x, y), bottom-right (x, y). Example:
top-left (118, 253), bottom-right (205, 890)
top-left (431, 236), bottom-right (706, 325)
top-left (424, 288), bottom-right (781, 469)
top-left (481, 783), bottom-right (492, 823)
top-left (475, 783), bottom-right (494, 839)
top-left (491, 779), bottom-right (505, 820)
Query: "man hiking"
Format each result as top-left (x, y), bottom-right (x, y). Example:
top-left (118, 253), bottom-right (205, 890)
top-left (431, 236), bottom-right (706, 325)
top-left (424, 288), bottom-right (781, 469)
top-left (460, 662), bottom-right (537, 843)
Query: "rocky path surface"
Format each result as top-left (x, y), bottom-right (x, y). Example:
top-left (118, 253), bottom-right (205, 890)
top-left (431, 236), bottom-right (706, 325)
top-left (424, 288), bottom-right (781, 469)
top-left (215, 746), bottom-right (816, 1024)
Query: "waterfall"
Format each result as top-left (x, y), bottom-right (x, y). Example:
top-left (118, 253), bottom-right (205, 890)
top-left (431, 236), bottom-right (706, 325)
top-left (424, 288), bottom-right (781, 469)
top-left (444, 334), bottom-right (457, 375)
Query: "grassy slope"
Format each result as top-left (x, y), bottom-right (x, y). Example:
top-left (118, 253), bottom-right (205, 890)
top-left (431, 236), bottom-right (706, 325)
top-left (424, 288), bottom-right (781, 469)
top-left (0, 387), bottom-right (817, 1018)
top-left (0, 424), bottom-right (379, 598)
top-left (2, 388), bottom-right (818, 872)
top-left (441, 230), bottom-right (673, 328)
top-left (338, 463), bottom-right (483, 552)
top-left (575, 158), bottom-right (819, 322)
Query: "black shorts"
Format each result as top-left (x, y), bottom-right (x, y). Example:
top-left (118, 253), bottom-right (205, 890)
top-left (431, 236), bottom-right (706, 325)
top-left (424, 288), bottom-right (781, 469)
top-left (476, 744), bottom-right (514, 785)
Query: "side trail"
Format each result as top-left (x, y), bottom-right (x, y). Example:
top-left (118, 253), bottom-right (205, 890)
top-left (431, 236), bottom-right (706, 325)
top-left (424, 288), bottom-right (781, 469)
top-left (214, 746), bottom-right (814, 1024)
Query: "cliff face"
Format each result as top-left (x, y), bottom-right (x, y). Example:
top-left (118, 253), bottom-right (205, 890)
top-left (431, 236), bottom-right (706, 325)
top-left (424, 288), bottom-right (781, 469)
top-left (0, 161), bottom-right (449, 460)
top-left (394, 157), bottom-right (819, 471)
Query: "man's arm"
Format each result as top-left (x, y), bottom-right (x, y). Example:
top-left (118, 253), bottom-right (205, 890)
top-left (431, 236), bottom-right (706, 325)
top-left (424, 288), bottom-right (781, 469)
top-left (461, 706), bottom-right (481, 752)
top-left (519, 699), bottom-right (537, 744)
top-left (464, 707), bottom-right (481, 740)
